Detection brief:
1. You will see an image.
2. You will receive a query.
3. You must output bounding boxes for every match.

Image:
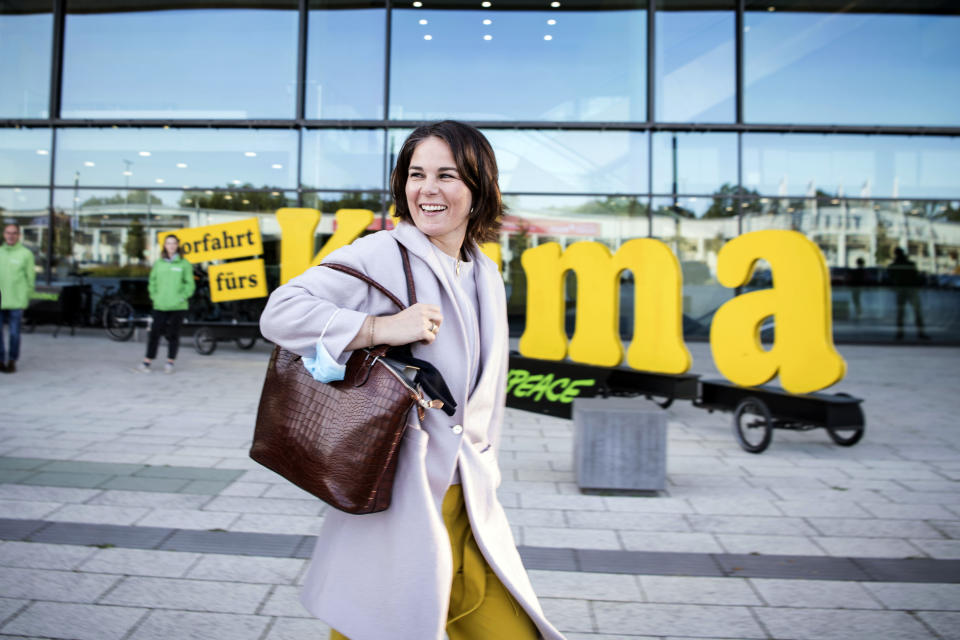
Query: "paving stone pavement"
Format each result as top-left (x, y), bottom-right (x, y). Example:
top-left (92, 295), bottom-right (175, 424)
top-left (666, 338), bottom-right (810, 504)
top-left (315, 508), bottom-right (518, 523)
top-left (0, 329), bottom-right (958, 639)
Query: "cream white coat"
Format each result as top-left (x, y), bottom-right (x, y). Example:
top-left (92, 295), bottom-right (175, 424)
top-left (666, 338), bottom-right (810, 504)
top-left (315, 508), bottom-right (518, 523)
top-left (259, 222), bottom-right (564, 640)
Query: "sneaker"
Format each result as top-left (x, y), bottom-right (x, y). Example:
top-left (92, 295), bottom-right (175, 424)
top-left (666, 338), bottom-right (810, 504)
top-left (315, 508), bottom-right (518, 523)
top-left (134, 363), bottom-right (152, 374)
top-left (164, 362), bottom-right (174, 374)
top-left (5, 361), bottom-right (15, 374)
top-left (0, 363), bottom-right (7, 373)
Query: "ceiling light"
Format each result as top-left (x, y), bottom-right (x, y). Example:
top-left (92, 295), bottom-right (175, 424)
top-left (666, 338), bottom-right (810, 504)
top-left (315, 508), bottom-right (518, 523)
top-left (424, 34), bottom-right (432, 40)
top-left (419, 19), bottom-right (428, 25)
top-left (155, 178), bottom-right (164, 184)
top-left (767, 5), bottom-right (775, 10)
top-left (36, 149), bottom-right (49, 155)
top-left (139, 151), bottom-right (151, 157)
top-left (122, 170), bottom-right (133, 176)
top-left (483, 34), bottom-right (492, 40)
top-left (271, 191), bottom-right (280, 196)
top-left (176, 163), bottom-right (188, 168)
top-left (413, 1), bottom-right (422, 6)
top-left (551, 1), bottom-right (560, 6)
top-left (483, 19), bottom-right (492, 25)
top-left (84, 161), bottom-right (95, 167)
top-left (547, 19), bottom-right (556, 25)
top-left (242, 199), bottom-right (250, 205)
top-left (232, 179), bottom-right (242, 185)
top-left (244, 151), bottom-right (257, 157)
top-left (224, 195), bottom-right (233, 200)
top-left (482, 1), bottom-right (491, 6)
top-left (205, 190), bottom-right (214, 195)
top-left (543, 34), bottom-right (552, 40)
top-left (272, 164), bottom-right (283, 169)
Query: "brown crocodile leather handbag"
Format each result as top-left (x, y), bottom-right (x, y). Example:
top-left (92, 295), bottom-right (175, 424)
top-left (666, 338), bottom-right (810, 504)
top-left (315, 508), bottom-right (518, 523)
top-left (250, 245), bottom-right (442, 515)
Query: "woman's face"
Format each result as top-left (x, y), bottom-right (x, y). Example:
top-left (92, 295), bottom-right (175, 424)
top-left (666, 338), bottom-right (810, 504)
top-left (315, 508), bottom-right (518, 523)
top-left (405, 136), bottom-right (472, 255)
top-left (164, 236), bottom-right (179, 256)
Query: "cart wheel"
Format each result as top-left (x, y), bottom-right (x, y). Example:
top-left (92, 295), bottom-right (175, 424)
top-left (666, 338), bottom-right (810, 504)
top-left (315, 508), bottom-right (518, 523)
top-left (826, 393), bottom-right (865, 446)
top-left (235, 336), bottom-right (257, 350)
top-left (733, 396), bottom-right (774, 454)
top-left (194, 327), bottom-right (217, 355)
top-left (103, 300), bottom-right (135, 342)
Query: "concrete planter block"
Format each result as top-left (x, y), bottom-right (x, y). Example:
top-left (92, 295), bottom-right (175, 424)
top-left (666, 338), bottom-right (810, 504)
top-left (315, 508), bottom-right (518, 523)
top-left (573, 397), bottom-right (667, 493)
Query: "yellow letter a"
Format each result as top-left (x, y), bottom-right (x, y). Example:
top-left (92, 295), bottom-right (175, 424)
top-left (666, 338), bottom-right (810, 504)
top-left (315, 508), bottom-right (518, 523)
top-left (710, 230), bottom-right (846, 394)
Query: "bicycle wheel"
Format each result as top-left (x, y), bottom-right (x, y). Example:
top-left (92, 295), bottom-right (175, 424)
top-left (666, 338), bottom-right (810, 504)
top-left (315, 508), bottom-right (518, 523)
top-left (103, 300), bottom-right (135, 342)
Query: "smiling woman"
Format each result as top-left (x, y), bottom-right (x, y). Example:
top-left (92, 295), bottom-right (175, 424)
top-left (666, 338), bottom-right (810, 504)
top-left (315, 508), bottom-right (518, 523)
top-left (259, 121), bottom-right (565, 640)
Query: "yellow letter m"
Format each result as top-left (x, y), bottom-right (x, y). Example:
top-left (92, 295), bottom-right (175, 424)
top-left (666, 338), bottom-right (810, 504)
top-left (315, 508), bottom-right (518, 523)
top-left (518, 240), bottom-right (690, 374)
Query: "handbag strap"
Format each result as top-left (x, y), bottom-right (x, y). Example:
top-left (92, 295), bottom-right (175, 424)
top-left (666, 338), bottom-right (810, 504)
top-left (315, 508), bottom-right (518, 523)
top-left (399, 243), bottom-right (417, 306)
top-left (322, 242), bottom-right (416, 311)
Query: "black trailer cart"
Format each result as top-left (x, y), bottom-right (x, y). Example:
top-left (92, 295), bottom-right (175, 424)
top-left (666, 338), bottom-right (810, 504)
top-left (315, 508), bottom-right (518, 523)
top-left (695, 379), bottom-right (865, 453)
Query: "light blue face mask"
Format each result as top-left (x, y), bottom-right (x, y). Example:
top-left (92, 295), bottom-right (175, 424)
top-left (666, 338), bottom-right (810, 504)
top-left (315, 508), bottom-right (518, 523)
top-left (301, 309), bottom-right (347, 383)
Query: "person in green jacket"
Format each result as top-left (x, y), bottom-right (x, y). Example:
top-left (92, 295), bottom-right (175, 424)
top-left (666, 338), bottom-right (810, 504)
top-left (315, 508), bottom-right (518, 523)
top-left (0, 223), bottom-right (36, 374)
top-left (136, 234), bottom-right (195, 374)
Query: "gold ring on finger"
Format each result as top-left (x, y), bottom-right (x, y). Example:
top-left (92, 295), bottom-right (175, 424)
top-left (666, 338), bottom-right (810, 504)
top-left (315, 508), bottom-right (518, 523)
top-left (430, 322), bottom-right (439, 334)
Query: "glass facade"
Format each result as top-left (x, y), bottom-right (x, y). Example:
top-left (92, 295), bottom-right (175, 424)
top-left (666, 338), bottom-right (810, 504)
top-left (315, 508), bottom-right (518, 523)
top-left (1, 0), bottom-right (958, 345)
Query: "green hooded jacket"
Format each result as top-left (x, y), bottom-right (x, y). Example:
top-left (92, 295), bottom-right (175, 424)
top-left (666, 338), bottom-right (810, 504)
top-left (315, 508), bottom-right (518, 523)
top-left (149, 255), bottom-right (195, 311)
top-left (0, 242), bottom-right (36, 310)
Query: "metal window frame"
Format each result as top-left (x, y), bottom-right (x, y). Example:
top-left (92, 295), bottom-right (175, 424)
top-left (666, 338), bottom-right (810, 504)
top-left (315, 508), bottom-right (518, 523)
top-left (4, 1), bottom-right (960, 284)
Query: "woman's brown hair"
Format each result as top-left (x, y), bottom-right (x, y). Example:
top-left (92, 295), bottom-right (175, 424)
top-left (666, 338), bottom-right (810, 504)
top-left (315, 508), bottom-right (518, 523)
top-left (390, 121), bottom-right (503, 246)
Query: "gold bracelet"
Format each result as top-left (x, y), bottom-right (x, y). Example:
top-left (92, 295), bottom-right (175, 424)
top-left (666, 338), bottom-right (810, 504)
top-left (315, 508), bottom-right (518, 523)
top-left (369, 316), bottom-right (376, 347)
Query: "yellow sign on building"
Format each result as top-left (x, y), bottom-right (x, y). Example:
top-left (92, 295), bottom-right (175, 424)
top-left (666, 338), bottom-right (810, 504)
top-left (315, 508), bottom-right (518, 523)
top-left (208, 259), bottom-right (268, 303)
top-left (159, 218), bottom-right (263, 263)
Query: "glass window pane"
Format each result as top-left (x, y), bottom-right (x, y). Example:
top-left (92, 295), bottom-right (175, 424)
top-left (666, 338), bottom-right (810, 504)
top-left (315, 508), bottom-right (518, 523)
top-left (655, 5), bottom-right (734, 123)
top-left (53, 186), bottom-right (293, 273)
top-left (743, 134), bottom-right (960, 200)
top-left (0, 4), bottom-right (52, 118)
top-left (652, 132), bottom-right (737, 196)
top-left (500, 194), bottom-right (650, 338)
top-left (55, 128), bottom-right (298, 190)
top-left (743, 196), bottom-right (960, 344)
top-left (389, 2), bottom-right (646, 122)
top-left (50, 187), bottom-right (292, 314)
top-left (389, 129), bottom-right (648, 194)
top-left (307, 2), bottom-right (385, 119)
top-left (1, 128), bottom-right (52, 186)
top-left (490, 130), bottom-right (648, 194)
top-left (62, 1), bottom-right (298, 119)
top-left (302, 129), bottom-right (385, 190)
top-left (744, 8), bottom-right (960, 126)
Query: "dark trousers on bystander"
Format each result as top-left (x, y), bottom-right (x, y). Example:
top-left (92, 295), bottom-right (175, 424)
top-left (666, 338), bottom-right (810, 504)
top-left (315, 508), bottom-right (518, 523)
top-left (146, 310), bottom-right (186, 361)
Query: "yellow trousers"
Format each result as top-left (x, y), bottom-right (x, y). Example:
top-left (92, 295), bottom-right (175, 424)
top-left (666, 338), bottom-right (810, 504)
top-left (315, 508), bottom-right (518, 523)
top-left (330, 484), bottom-right (540, 640)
